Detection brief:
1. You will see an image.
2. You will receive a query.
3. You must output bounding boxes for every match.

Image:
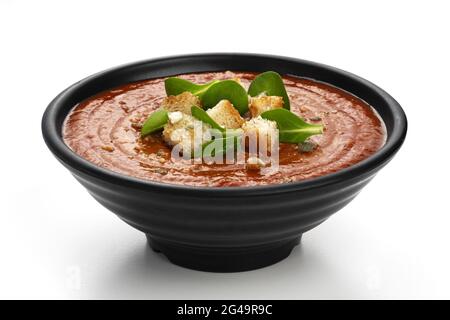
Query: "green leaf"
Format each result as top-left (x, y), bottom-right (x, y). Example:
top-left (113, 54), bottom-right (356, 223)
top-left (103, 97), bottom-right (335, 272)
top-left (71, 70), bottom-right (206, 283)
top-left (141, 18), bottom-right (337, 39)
top-left (202, 129), bottom-right (243, 158)
top-left (140, 109), bottom-right (169, 137)
top-left (248, 71), bottom-right (290, 110)
top-left (201, 80), bottom-right (249, 114)
top-left (165, 77), bottom-right (219, 97)
top-left (191, 106), bottom-right (225, 132)
top-left (261, 109), bottom-right (323, 143)
top-left (189, 106), bottom-right (242, 158)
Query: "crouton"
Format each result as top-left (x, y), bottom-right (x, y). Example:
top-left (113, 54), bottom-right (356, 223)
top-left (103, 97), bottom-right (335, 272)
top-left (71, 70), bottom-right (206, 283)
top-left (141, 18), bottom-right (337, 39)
top-left (167, 111), bottom-right (183, 124)
top-left (161, 92), bottom-right (201, 115)
top-left (249, 95), bottom-right (284, 117)
top-left (246, 156), bottom-right (268, 170)
top-left (206, 100), bottom-right (244, 129)
top-left (163, 112), bottom-right (211, 155)
top-left (242, 116), bottom-right (278, 153)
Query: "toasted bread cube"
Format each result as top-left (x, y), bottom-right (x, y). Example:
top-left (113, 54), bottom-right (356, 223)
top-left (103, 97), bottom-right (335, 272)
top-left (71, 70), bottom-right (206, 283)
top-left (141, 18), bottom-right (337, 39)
top-left (249, 95), bottom-right (284, 117)
top-left (167, 111), bottom-right (183, 124)
top-left (206, 100), bottom-right (244, 129)
top-left (242, 116), bottom-right (278, 153)
top-left (163, 112), bottom-right (211, 155)
top-left (161, 92), bottom-right (201, 115)
top-left (246, 156), bottom-right (268, 170)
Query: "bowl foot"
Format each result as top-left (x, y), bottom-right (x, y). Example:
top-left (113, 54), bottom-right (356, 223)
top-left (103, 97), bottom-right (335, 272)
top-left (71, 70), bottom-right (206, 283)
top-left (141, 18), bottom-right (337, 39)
top-left (146, 235), bottom-right (302, 272)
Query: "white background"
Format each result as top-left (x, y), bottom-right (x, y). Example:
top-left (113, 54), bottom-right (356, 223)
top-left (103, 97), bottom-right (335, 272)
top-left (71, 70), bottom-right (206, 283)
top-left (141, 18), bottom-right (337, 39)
top-left (1, 0), bottom-right (449, 299)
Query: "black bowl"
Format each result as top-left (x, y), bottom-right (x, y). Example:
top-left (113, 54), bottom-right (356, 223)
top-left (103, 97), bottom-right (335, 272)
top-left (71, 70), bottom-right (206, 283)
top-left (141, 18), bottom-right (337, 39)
top-left (42, 53), bottom-right (407, 272)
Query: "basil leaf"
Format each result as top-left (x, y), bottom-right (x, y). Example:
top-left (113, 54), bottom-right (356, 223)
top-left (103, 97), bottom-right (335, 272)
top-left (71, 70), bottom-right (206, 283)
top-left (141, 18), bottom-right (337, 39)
top-left (248, 71), bottom-right (290, 110)
top-left (201, 80), bottom-right (249, 115)
top-left (190, 106), bottom-right (241, 158)
top-left (202, 129), bottom-right (243, 157)
top-left (141, 109), bottom-right (169, 137)
top-left (261, 109), bottom-right (323, 143)
top-left (165, 78), bottom-right (219, 97)
top-left (191, 106), bottom-right (225, 132)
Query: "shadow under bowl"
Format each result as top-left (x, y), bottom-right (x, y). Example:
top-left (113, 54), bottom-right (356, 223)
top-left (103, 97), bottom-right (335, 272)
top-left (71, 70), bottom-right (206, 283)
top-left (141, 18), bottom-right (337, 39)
top-left (42, 53), bottom-right (407, 272)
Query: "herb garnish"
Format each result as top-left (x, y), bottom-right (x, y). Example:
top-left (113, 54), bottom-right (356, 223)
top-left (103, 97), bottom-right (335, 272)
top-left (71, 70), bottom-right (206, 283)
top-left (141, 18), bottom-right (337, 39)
top-left (165, 78), bottom-right (248, 114)
top-left (260, 109), bottom-right (323, 143)
top-left (165, 78), bottom-right (220, 97)
top-left (202, 129), bottom-right (243, 158)
top-left (140, 109), bottom-right (169, 137)
top-left (248, 71), bottom-right (290, 110)
top-left (201, 80), bottom-right (248, 114)
top-left (191, 106), bottom-right (225, 131)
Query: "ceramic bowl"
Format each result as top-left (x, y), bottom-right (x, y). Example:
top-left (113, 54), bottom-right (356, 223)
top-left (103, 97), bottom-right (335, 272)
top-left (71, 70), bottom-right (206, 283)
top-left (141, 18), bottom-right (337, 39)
top-left (42, 53), bottom-right (407, 272)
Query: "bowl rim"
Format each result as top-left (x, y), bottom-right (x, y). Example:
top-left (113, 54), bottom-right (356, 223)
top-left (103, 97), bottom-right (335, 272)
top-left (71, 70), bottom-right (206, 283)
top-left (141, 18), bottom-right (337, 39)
top-left (42, 53), bottom-right (407, 196)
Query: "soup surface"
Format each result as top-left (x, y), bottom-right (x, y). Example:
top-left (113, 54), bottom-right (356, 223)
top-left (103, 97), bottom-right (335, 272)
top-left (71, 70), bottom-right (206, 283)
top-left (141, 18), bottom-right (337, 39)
top-left (63, 71), bottom-right (385, 187)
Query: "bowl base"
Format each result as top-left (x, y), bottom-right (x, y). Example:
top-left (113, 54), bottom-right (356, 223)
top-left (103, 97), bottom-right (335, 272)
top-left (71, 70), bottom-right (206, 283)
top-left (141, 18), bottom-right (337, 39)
top-left (146, 234), bottom-right (302, 272)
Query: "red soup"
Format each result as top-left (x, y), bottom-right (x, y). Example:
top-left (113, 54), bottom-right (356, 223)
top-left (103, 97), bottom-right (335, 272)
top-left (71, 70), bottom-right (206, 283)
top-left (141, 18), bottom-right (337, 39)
top-left (63, 71), bottom-right (386, 187)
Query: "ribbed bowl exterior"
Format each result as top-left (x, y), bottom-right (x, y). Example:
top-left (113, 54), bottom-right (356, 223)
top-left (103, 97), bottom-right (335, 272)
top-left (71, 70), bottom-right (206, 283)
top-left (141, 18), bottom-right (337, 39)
top-left (42, 54), bottom-right (407, 271)
top-left (72, 170), bottom-right (374, 248)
